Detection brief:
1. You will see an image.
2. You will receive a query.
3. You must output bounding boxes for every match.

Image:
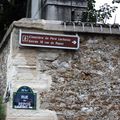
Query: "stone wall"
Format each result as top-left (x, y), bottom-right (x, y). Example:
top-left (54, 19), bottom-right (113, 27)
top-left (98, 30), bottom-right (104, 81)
top-left (0, 41), bottom-right (10, 96)
top-left (0, 19), bottom-right (120, 120)
top-left (39, 35), bottom-right (120, 120)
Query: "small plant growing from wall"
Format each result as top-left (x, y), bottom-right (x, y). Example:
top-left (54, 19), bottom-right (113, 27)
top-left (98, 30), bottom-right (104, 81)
top-left (0, 96), bottom-right (6, 120)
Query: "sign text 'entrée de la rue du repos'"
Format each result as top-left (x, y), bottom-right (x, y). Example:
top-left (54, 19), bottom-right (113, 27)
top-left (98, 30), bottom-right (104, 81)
top-left (19, 30), bottom-right (80, 50)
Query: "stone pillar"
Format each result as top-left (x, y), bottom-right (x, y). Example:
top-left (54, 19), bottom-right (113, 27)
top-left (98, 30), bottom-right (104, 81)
top-left (5, 27), bottom-right (58, 120)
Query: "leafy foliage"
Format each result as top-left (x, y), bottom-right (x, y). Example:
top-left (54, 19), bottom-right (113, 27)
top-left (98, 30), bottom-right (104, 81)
top-left (81, 0), bottom-right (97, 22)
top-left (0, 96), bottom-right (6, 120)
top-left (112, 0), bottom-right (120, 3)
top-left (0, 0), bottom-right (27, 41)
top-left (82, 0), bottom-right (118, 23)
top-left (97, 3), bottom-right (117, 23)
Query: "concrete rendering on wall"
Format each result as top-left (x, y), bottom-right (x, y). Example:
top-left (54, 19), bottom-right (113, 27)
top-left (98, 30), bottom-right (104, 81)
top-left (41, 0), bottom-right (87, 21)
top-left (0, 19), bottom-right (120, 120)
top-left (30, 0), bottom-right (87, 21)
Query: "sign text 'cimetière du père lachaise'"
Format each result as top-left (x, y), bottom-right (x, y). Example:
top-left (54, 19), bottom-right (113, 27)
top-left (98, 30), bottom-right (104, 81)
top-left (19, 30), bottom-right (80, 50)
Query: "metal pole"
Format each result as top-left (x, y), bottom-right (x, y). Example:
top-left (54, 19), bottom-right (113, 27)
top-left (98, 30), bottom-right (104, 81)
top-left (114, 14), bottom-right (116, 24)
top-left (71, 0), bottom-right (72, 21)
top-left (26, 0), bottom-right (31, 18)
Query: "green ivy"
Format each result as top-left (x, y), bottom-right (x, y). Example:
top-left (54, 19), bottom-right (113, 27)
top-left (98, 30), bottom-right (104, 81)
top-left (0, 96), bottom-right (6, 120)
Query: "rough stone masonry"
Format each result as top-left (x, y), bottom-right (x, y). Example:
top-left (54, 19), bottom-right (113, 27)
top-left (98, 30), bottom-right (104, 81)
top-left (40, 35), bottom-right (120, 120)
top-left (0, 19), bottom-right (120, 120)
